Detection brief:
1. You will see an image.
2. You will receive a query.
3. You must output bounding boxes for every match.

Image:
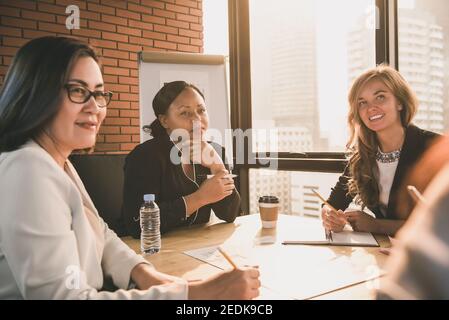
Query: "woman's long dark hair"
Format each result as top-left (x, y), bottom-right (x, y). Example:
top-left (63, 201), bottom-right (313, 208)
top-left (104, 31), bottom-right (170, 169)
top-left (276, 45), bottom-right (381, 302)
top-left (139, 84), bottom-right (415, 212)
top-left (0, 36), bottom-right (99, 153)
top-left (143, 81), bottom-right (204, 138)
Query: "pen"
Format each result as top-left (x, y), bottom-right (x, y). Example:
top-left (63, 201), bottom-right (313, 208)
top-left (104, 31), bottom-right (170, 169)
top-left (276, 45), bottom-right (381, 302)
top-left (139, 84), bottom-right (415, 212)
top-left (217, 246), bottom-right (237, 269)
top-left (311, 189), bottom-right (335, 242)
top-left (407, 185), bottom-right (426, 204)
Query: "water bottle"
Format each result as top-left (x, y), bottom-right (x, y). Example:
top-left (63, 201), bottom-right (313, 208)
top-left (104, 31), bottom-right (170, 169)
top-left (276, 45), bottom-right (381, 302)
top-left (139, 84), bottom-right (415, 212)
top-left (140, 194), bottom-right (161, 255)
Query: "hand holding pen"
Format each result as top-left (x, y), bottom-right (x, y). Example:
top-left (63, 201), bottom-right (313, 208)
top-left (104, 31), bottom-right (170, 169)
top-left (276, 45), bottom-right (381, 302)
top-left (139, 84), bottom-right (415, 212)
top-left (312, 189), bottom-right (346, 238)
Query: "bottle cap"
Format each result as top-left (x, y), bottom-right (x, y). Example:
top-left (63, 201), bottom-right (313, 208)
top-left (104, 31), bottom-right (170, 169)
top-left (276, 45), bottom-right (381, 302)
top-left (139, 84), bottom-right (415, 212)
top-left (144, 194), bottom-right (155, 202)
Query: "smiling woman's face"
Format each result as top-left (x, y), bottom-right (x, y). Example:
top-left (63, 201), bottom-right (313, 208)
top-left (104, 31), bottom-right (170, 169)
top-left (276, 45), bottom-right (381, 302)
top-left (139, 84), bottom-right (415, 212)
top-left (357, 79), bottom-right (403, 134)
top-left (159, 87), bottom-right (209, 138)
top-left (45, 56), bottom-right (107, 154)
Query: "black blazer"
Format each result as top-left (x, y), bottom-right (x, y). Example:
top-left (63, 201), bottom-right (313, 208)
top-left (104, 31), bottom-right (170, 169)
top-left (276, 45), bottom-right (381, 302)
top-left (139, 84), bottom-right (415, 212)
top-left (121, 134), bottom-right (241, 238)
top-left (327, 125), bottom-right (438, 220)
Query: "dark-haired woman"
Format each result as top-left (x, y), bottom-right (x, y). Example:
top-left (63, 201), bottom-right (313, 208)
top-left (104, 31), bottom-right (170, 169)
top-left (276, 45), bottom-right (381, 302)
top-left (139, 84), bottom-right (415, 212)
top-left (321, 65), bottom-right (438, 236)
top-left (122, 81), bottom-right (240, 237)
top-left (0, 37), bottom-right (259, 299)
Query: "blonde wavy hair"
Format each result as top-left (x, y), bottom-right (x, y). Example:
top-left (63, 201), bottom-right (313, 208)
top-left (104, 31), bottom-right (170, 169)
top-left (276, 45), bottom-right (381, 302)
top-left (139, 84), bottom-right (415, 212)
top-left (346, 64), bottom-right (418, 208)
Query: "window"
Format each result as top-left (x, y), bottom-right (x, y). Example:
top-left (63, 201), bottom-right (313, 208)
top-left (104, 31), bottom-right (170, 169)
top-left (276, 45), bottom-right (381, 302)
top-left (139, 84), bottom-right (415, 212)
top-left (398, 0), bottom-right (449, 133)
top-left (249, 0), bottom-right (376, 153)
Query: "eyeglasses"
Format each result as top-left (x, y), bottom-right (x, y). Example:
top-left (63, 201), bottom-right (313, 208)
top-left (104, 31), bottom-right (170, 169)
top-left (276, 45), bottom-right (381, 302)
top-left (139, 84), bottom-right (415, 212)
top-left (64, 84), bottom-right (113, 108)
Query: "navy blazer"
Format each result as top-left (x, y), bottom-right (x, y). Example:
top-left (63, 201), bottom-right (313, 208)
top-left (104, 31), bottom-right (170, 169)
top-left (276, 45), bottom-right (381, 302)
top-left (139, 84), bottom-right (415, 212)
top-left (327, 125), bottom-right (438, 220)
top-left (121, 134), bottom-right (241, 238)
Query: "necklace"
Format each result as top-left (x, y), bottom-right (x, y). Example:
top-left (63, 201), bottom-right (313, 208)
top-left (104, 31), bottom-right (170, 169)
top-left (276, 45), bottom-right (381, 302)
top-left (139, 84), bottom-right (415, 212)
top-left (375, 148), bottom-right (401, 163)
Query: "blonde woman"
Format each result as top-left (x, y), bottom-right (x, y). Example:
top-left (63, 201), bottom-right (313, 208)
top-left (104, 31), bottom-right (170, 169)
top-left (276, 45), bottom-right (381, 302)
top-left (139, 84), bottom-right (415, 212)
top-left (322, 65), bottom-right (439, 236)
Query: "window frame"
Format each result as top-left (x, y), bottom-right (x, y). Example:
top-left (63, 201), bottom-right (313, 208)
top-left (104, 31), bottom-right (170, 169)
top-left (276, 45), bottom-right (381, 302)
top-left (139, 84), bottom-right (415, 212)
top-left (228, 0), bottom-right (399, 214)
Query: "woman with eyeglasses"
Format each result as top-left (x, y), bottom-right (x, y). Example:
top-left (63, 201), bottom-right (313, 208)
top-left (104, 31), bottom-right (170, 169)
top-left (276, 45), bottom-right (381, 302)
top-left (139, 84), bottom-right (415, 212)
top-left (122, 81), bottom-right (241, 237)
top-left (0, 36), bottom-right (260, 300)
top-left (321, 65), bottom-right (439, 236)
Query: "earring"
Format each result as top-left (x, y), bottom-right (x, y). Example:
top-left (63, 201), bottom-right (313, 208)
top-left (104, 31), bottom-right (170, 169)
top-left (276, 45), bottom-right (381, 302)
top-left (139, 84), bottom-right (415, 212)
top-left (398, 105), bottom-right (402, 111)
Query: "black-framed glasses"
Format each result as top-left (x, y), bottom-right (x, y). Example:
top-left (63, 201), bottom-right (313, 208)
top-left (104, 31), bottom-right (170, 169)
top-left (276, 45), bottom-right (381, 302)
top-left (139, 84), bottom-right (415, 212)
top-left (64, 84), bottom-right (113, 108)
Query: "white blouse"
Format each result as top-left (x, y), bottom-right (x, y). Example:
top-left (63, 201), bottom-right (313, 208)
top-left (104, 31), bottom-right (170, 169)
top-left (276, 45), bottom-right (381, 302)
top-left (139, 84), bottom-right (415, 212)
top-left (377, 158), bottom-right (399, 216)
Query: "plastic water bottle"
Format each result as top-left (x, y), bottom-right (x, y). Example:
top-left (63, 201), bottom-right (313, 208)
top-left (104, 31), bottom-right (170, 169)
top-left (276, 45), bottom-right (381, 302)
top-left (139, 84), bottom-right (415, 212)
top-left (140, 194), bottom-right (161, 255)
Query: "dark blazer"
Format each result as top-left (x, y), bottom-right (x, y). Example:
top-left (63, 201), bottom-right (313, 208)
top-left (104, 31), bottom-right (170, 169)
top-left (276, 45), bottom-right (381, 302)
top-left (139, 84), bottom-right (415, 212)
top-left (327, 125), bottom-right (439, 220)
top-left (121, 134), bottom-right (241, 238)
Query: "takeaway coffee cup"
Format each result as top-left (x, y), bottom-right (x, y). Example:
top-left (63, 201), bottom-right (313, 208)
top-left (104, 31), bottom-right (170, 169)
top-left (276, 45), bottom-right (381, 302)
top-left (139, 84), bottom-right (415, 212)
top-left (258, 196), bottom-right (279, 228)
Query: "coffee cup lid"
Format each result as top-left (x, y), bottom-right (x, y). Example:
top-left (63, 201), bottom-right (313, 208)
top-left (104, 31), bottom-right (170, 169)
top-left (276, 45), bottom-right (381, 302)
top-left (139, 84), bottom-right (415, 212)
top-left (258, 196), bottom-right (279, 204)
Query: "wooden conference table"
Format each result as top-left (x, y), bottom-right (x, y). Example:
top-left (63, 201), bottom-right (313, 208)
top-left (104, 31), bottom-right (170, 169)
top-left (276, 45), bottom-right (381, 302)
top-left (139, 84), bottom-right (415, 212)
top-left (122, 214), bottom-right (391, 300)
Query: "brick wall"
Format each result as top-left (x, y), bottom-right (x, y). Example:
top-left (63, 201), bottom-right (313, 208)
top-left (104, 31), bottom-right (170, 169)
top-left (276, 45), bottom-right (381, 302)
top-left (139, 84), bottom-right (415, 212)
top-left (0, 0), bottom-right (203, 153)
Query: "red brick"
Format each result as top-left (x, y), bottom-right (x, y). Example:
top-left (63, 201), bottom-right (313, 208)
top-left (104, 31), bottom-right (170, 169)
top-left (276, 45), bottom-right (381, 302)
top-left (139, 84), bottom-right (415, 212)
top-left (5, 0), bottom-right (36, 10)
top-left (107, 83), bottom-right (129, 93)
top-left (106, 109), bottom-right (119, 117)
top-left (127, 3), bottom-right (151, 14)
top-left (104, 66), bottom-right (129, 76)
top-left (131, 118), bottom-right (140, 126)
top-left (101, 14), bottom-right (127, 26)
top-left (21, 10), bottom-right (56, 22)
top-left (95, 143), bottom-right (121, 151)
top-left (190, 23), bottom-right (202, 31)
top-left (166, 18), bottom-right (189, 29)
top-left (108, 100), bottom-right (131, 109)
top-left (141, 0), bottom-right (165, 9)
top-left (117, 25), bottom-right (141, 37)
top-left (130, 69), bottom-right (138, 77)
top-left (118, 59), bottom-right (138, 69)
top-left (116, 8), bottom-right (140, 20)
top-left (120, 110), bottom-right (139, 118)
top-left (99, 57), bottom-right (118, 67)
top-left (71, 28), bottom-right (102, 38)
top-left (103, 49), bottom-right (129, 60)
top-left (38, 21), bottom-right (70, 34)
top-left (87, 3), bottom-right (114, 14)
top-left (55, 0), bottom-right (86, 10)
top-left (120, 143), bottom-right (138, 151)
top-left (177, 43), bottom-right (200, 53)
top-left (0, 46), bottom-right (18, 57)
top-left (166, 3), bottom-right (189, 14)
top-left (89, 20), bottom-right (116, 32)
top-left (141, 15), bottom-right (165, 25)
top-left (189, 7), bottom-right (202, 17)
top-left (102, 31), bottom-right (128, 43)
top-left (179, 28), bottom-right (199, 38)
top-left (153, 8), bottom-right (176, 19)
top-left (100, 0), bottom-right (127, 9)
top-left (37, 3), bottom-right (65, 15)
top-left (119, 76), bottom-right (139, 85)
top-left (142, 30), bottom-right (166, 41)
top-left (2, 16), bottom-right (37, 29)
top-left (130, 52), bottom-right (138, 60)
top-left (105, 134), bottom-right (131, 143)
top-left (3, 56), bottom-right (13, 65)
top-left (104, 117), bottom-right (130, 125)
top-left (177, 13), bottom-right (198, 23)
top-left (130, 102), bottom-right (140, 109)
top-left (120, 93), bottom-right (139, 101)
top-left (175, 0), bottom-right (197, 9)
top-left (0, 26), bottom-right (22, 37)
top-left (0, 65), bottom-right (10, 75)
top-left (120, 127), bottom-right (140, 134)
top-left (154, 24), bottom-right (178, 35)
top-left (2, 37), bottom-right (28, 47)
top-left (0, 5), bottom-right (21, 17)
top-left (129, 36), bottom-right (153, 47)
top-left (130, 86), bottom-right (139, 93)
top-left (90, 38), bottom-right (117, 50)
top-left (99, 126), bottom-right (120, 134)
top-left (128, 20), bottom-right (153, 31)
top-left (23, 29), bottom-right (52, 38)
top-left (154, 40), bottom-right (176, 50)
top-left (82, 11), bottom-right (101, 21)
top-left (167, 34), bottom-right (189, 44)
top-left (101, 74), bottom-right (118, 83)
top-left (117, 42), bottom-right (142, 52)
top-left (132, 135), bottom-right (141, 142)
top-left (190, 38), bottom-right (202, 46)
